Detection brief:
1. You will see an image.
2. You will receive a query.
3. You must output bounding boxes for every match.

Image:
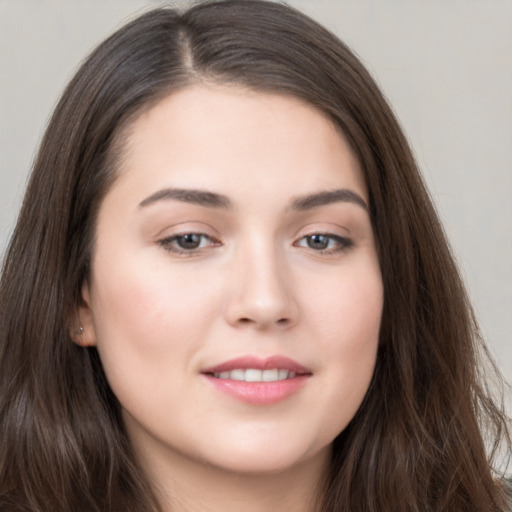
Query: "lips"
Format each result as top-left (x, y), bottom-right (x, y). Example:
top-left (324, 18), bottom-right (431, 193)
top-left (201, 355), bottom-right (311, 405)
top-left (202, 355), bottom-right (310, 376)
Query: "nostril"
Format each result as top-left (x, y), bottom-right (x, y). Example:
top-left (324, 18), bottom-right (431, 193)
top-left (236, 317), bottom-right (290, 327)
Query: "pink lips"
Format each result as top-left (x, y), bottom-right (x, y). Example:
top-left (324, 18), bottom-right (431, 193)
top-left (201, 355), bottom-right (311, 405)
top-left (202, 355), bottom-right (309, 375)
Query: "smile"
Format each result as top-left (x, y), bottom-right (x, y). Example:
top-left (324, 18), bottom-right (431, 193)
top-left (202, 355), bottom-right (311, 405)
top-left (212, 368), bottom-right (296, 381)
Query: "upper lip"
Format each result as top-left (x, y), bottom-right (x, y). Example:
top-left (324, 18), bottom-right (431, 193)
top-left (201, 355), bottom-right (311, 375)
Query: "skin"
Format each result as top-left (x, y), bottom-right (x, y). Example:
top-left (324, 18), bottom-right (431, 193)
top-left (75, 84), bottom-right (383, 512)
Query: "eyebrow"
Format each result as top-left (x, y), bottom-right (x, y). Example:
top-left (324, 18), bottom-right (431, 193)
top-left (138, 187), bottom-right (368, 212)
top-left (138, 188), bottom-right (232, 209)
top-left (290, 189), bottom-right (368, 212)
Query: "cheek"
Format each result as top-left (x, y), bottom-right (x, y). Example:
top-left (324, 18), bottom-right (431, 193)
top-left (91, 251), bottom-right (219, 343)
top-left (87, 253), bottom-right (221, 399)
top-left (325, 271), bottom-right (382, 377)
top-left (307, 259), bottom-right (383, 347)
top-left (305, 264), bottom-right (382, 435)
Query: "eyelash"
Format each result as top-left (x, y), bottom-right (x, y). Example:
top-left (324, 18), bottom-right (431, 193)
top-left (294, 233), bottom-right (354, 254)
top-left (158, 233), bottom-right (220, 256)
top-left (157, 232), bottom-right (353, 256)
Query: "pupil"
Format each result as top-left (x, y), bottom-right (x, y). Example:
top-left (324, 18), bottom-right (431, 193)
top-left (178, 234), bottom-right (201, 249)
top-left (308, 234), bottom-right (329, 250)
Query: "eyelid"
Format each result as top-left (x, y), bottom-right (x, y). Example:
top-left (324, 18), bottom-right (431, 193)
top-left (157, 231), bottom-right (221, 256)
top-left (293, 232), bottom-right (354, 255)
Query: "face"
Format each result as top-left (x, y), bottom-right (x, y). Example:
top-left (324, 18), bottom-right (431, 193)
top-left (77, 84), bottom-right (383, 478)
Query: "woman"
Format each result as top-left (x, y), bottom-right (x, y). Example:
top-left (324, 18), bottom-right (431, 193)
top-left (0, 1), bottom-right (510, 510)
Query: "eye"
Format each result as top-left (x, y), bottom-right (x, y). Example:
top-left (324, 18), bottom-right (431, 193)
top-left (158, 233), bottom-right (219, 255)
top-left (295, 233), bottom-right (353, 254)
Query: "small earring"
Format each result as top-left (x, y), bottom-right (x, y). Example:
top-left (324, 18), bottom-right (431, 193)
top-left (75, 326), bottom-right (84, 336)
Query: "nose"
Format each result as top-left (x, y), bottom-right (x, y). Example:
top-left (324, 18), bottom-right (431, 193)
top-left (224, 241), bottom-right (299, 330)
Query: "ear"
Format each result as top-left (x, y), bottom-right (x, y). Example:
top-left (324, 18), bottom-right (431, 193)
top-left (69, 282), bottom-right (97, 347)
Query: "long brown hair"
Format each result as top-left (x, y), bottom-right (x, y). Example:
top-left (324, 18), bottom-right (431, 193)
top-left (0, 1), bottom-right (510, 510)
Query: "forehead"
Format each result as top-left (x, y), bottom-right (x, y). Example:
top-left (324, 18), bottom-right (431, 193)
top-left (111, 84), bottom-right (367, 204)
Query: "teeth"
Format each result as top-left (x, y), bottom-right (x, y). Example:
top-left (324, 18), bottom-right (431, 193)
top-left (262, 369), bottom-right (278, 381)
top-left (230, 369), bottom-right (245, 381)
top-left (245, 369), bottom-right (262, 382)
top-left (213, 368), bottom-right (296, 382)
top-left (278, 369), bottom-right (288, 380)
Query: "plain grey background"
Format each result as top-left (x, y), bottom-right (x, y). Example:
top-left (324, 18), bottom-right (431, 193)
top-left (0, 0), bottom-right (511, 382)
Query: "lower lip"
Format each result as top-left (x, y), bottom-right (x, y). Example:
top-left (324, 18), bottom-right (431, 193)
top-left (203, 375), bottom-right (310, 405)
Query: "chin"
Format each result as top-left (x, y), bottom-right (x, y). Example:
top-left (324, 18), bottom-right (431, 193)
top-left (198, 435), bottom-right (331, 477)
